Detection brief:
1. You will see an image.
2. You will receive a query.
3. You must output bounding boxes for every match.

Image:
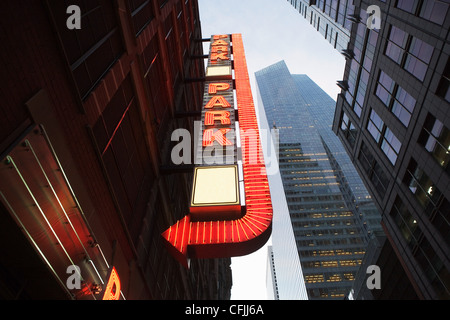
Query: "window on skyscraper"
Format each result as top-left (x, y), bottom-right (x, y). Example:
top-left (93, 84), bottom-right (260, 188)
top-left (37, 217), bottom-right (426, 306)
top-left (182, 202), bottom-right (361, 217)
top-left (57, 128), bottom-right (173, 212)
top-left (340, 113), bottom-right (357, 148)
top-left (92, 74), bottom-right (155, 241)
top-left (358, 142), bottom-right (390, 198)
top-left (158, 0), bottom-right (168, 8)
top-left (141, 35), bottom-right (170, 140)
top-left (404, 37), bottom-right (434, 80)
top-left (366, 109), bottom-right (402, 165)
top-left (381, 128), bottom-right (402, 165)
top-left (390, 196), bottom-right (421, 248)
top-left (385, 24), bottom-right (434, 81)
top-left (385, 25), bottom-right (408, 63)
top-left (127, 0), bottom-right (155, 36)
top-left (47, 0), bottom-right (125, 100)
top-left (417, 113), bottom-right (450, 171)
top-left (403, 159), bottom-right (443, 214)
top-left (395, 0), bottom-right (419, 13)
top-left (390, 196), bottom-right (450, 299)
top-left (375, 70), bottom-right (416, 127)
top-left (367, 109), bottom-right (384, 143)
top-left (165, 15), bottom-right (181, 95)
top-left (395, 0), bottom-right (449, 24)
top-left (437, 57), bottom-right (450, 103)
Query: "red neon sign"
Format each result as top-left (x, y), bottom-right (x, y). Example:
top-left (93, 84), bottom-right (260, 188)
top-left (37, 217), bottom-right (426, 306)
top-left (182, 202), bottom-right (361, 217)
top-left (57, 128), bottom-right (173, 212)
top-left (204, 95), bottom-right (232, 109)
top-left (211, 39), bottom-right (229, 46)
top-left (204, 111), bottom-right (231, 126)
top-left (202, 128), bottom-right (233, 147)
top-left (208, 83), bottom-right (231, 94)
top-left (162, 34), bottom-right (273, 268)
top-left (102, 267), bottom-right (121, 300)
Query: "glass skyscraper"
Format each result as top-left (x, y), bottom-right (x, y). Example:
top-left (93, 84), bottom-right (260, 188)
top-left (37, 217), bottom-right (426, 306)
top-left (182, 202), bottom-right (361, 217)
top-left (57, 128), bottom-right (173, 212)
top-left (256, 60), bottom-right (382, 299)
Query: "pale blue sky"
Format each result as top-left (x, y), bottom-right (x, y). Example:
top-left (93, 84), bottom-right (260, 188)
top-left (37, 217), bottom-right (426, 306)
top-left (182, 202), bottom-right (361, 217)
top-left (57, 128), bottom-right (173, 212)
top-left (197, 0), bottom-right (346, 300)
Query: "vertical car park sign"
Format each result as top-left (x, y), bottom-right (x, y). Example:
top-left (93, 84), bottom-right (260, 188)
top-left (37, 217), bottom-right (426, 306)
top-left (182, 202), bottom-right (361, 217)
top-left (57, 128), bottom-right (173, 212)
top-left (162, 34), bottom-right (273, 268)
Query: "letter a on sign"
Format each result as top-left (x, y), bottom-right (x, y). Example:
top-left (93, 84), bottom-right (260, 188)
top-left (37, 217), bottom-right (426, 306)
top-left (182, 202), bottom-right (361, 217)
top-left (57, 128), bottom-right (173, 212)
top-left (205, 96), bottom-right (231, 109)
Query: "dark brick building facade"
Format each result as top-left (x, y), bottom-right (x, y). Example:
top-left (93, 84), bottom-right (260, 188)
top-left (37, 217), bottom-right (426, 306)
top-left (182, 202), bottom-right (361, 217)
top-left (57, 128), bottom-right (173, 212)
top-left (0, 0), bottom-right (231, 300)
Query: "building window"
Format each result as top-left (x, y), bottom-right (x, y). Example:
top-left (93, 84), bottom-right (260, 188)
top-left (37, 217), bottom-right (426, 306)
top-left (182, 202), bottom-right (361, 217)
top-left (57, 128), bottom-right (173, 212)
top-left (384, 25), bottom-right (408, 64)
top-left (367, 109), bottom-right (384, 143)
top-left (340, 112), bottom-right (357, 148)
top-left (165, 16), bottom-right (181, 94)
top-left (128, 0), bottom-right (155, 36)
top-left (367, 109), bottom-right (402, 165)
top-left (403, 159), bottom-right (443, 215)
top-left (141, 35), bottom-right (169, 137)
top-left (405, 37), bottom-right (434, 80)
top-left (385, 24), bottom-right (434, 81)
top-left (343, 13), bottom-right (377, 118)
top-left (375, 71), bottom-right (416, 127)
top-left (431, 198), bottom-right (450, 249)
top-left (176, 1), bottom-right (187, 58)
top-left (395, 0), bottom-right (420, 14)
top-left (158, 0), bottom-right (168, 8)
top-left (381, 128), bottom-right (402, 165)
top-left (390, 196), bottom-right (421, 248)
top-left (48, 0), bottom-right (125, 101)
top-left (417, 113), bottom-right (450, 171)
top-left (358, 142), bottom-right (390, 198)
top-left (395, 0), bottom-right (449, 25)
top-left (390, 196), bottom-right (450, 299)
top-left (93, 75), bottom-right (154, 242)
top-left (436, 57), bottom-right (450, 103)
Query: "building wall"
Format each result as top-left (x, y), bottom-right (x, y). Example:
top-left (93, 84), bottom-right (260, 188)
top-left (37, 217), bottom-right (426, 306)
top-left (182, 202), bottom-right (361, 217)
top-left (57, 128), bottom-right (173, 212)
top-left (0, 0), bottom-right (231, 300)
top-left (286, 0), bottom-right (355, 52)
top-left (333, 0), bottom-right (450, 299)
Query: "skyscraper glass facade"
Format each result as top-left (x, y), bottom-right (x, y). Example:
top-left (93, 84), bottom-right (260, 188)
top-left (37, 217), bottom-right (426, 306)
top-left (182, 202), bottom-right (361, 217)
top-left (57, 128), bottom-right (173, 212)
top-left (256, 60), bottom-right (382, 299)
top-left (286, 0), bottom-right (355, 52)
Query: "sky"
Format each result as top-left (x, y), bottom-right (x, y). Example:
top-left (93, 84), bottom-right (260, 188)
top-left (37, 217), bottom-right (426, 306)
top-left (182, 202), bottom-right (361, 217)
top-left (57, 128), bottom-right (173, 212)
top-left (197, 0), bottom-right (346, 300)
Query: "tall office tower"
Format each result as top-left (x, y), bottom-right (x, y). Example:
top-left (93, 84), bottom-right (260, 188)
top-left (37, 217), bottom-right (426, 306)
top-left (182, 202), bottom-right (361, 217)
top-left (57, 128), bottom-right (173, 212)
top-left (256, 60), bottom-right (382, 300)
top-left (285, 0), bottom-right (355, 52)
top-left (0, 0), bottom-right (231, 300)
top-left (333, 1), bottom-right (450, 300)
